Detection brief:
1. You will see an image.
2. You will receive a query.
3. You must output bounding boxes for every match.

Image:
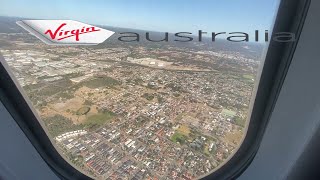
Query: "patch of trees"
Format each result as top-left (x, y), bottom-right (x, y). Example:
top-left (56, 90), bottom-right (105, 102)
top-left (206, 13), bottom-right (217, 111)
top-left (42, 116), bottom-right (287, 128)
top-left (43, 115), bottom-right (83, 137)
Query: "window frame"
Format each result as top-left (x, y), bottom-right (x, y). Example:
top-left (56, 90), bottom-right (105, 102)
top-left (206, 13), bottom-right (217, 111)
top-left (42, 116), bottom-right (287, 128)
top-left (0, 0), bottom-right (311, 179)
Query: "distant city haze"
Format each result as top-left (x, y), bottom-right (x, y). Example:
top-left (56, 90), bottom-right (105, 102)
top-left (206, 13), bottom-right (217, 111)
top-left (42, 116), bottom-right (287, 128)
top-left (1, 0), bottom-right (279, 39)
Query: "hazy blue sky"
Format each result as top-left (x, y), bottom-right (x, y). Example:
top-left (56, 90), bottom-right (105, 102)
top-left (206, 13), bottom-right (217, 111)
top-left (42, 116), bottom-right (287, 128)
top-left (1, 0), bottom-right (279, 34)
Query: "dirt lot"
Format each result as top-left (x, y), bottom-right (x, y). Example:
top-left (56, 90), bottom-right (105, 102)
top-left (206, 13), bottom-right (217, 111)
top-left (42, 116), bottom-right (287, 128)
top-left (40, 87), bottom-right (99, 124)
top-left (224, 130), bottom-right (243, 147)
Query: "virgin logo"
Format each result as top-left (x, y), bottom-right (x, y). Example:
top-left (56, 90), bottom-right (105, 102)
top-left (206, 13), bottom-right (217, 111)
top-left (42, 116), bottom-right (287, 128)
top-left (16, 20), bottom-right (115, 45)
top-left (45, 23), bottom-right (101, 41)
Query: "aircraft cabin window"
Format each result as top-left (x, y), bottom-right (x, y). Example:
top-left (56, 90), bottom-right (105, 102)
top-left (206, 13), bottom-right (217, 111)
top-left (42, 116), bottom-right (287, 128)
top-left (0, 0), bottom-right (287, 179)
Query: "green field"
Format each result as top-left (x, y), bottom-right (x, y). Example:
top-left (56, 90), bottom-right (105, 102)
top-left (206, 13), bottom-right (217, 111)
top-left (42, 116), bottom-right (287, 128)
top-left (171, 132), bottom-right (187, 144)
top-left (222, 109), bottom-right (236, 118)
top-left (243, 74), bottom-right (254, 80)
top-left (82, 110), bottom-right (115, 130)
